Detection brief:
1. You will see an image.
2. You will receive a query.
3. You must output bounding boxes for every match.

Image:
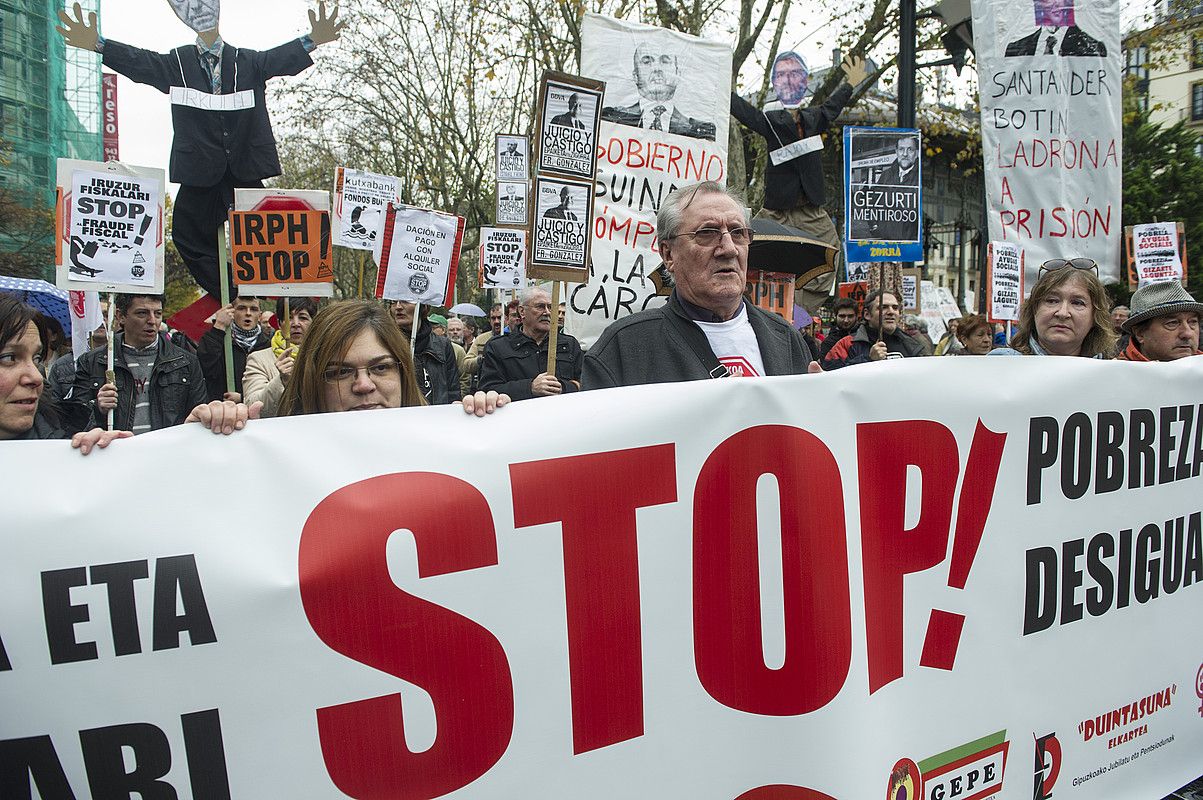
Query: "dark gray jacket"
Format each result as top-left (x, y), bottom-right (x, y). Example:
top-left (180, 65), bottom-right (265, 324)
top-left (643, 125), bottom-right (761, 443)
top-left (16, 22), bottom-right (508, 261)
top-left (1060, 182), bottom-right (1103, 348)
top-left (583, 293), bottom-right (814, 389)
top-left (66, 334), bottom-right (207, 434)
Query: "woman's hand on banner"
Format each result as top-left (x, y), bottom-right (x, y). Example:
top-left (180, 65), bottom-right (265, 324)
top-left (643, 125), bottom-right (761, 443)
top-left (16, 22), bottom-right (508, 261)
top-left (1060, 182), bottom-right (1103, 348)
top-left (460, 391), bottom-right (510, 417)
top-left (55, 3), bottom-right (100, 52)
top-left (186, 399), bottom-right (264, 435)
top-left (71, 428), bottom-right (134, 456)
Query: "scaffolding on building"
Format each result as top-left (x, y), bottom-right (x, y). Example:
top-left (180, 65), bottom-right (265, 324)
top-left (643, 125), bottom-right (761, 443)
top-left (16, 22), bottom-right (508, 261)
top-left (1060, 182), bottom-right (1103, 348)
top-left (0, 0), bottom-right (101, 209)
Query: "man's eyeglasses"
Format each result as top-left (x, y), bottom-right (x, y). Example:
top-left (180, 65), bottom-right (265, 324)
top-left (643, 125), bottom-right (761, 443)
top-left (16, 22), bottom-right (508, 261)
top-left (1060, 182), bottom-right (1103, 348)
top-left (323, 360), bottom-right (401, 384)
top-left (666, 227), bottom-right (754, 247)
top-left (1039, 258), bottom-right (1098, 277)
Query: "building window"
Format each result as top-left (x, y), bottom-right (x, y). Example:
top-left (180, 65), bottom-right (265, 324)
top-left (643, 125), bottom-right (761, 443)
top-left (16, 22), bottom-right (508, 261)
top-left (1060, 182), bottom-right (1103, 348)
top-left (1193, 36), bottom-right (1203, 69)
top-left (1193, 83), bottom-right (1203, 121)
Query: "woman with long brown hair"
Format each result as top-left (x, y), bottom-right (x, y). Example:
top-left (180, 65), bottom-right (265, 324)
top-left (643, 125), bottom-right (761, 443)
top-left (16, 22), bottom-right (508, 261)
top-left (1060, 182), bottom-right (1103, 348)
top-left (278, 300), bottom-right (506, 416)
top-left (989, 259), bottom-right (1117, 358)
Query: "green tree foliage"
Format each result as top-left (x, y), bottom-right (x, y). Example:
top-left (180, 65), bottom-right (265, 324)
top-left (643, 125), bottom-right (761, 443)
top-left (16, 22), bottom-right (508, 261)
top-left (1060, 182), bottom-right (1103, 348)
top-left (1122, 111), bottom-right (1203, 301)
top-left (0, 188), bottom-right (54, 281)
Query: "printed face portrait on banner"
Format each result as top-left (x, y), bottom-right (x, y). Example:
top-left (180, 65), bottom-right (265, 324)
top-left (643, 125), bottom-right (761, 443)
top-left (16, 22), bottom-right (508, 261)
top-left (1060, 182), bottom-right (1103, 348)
top-left (598, 33), bottom-right (723, 143)
top-left (166, 0), bottom-right (220, 33)
top-left (845, 128), bottom-right (922, 245)
top-left (771, 51), bottom-right (809, 109)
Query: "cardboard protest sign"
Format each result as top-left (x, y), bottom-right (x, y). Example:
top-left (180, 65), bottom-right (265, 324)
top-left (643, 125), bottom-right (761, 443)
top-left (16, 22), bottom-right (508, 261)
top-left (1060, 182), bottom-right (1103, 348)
top-left (536, 73), bottom-right (604, 181)
top-left (900, 266), bottom-right (921, 312)
top-left (5, 360), bottom-right (1203, 799)
top-left (531, 176), bottom-right (593, 281)
top-left (333, 167), bottom-right (401, 250)
top-left (228, 210), bottom-right (332, 288)
top-left (1126, 222), bottom-right (1187, 289)
top-left (496, 134), bottom-right (530, 182)
top-left (920, 279), bottom-right (949, 340)
top-left (571, 13), bottom-right (731, 346)
top-left (373, 204), bottom-right (465, 304)
top-left (838, 280), bottom-right (868, 317)
top-left (746, 271), bottom-right (794, 320)
top-left (54, 159), bottom-right (165, 293)
top-left (844, 127), bottom-right (923, 262)
top-left (496, 181), bottom-right (529, 226)
top-left (988, 241), bottom-right (1024, 322)
top-left (233, 188), bottom-right (334, 297)
top-left (479, 227), bottom-right (527, 289)
top-left (936, 285), bottom-right (964, 321)
top-left (973, 0), bottom-right (1122, 289)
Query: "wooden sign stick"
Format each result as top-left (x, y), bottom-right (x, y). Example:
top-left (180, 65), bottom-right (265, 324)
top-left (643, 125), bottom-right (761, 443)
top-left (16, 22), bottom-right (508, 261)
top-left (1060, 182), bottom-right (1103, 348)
top-left (545, 281), bottom-right (561, 377)
top-left (217, 223), bottom-right (235, 398)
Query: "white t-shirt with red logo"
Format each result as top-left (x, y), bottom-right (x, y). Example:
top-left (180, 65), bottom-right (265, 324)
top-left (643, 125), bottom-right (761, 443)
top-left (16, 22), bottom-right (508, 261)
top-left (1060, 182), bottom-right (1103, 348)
top-left (693, 306), bottom-right (765, 377)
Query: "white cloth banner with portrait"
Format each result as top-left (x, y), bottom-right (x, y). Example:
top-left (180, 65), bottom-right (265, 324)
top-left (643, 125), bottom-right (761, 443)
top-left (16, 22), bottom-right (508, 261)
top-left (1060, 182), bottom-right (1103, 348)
top-left (2, 360), bottom-right (1203, 799)
top-left (571, 13), bottom-right (731, 347)
top-left (972, 0), bottom-right (1122, 291)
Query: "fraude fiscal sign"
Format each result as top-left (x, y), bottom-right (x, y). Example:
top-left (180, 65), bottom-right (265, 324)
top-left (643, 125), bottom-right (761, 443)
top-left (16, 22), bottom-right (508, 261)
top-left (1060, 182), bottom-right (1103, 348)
top-left (1, 359), bottom-right (1201, 799)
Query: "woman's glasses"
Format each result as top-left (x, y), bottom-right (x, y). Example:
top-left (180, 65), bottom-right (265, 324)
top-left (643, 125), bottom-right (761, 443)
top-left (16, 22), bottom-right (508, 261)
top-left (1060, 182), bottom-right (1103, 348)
top-left (1039, 258), bottom-right (1098, 277)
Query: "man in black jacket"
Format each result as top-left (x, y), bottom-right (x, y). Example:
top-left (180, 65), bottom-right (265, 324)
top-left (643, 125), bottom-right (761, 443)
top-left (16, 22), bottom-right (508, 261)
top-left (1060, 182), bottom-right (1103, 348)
top-left (819, 297), bottom-right (861, 359)
top-left (393, 301), bottom-right (460, 405)
top-left (479, 287), bottom-right (582, 400)
top-left (67, 294), bottom-right (208, 434)
top-left (584, 182), bottom-right (817, 388)
top-left (822, 289), bottom-right (927, 369)
top-left (55, 1), bottom-right (345, 300)
top-left (197, 294), bottom-right (272, 401)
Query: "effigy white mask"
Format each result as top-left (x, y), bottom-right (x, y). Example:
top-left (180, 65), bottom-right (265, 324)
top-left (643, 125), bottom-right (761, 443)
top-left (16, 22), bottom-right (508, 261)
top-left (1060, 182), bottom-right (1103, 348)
top-left (166, 0), bottom-right (220, 34)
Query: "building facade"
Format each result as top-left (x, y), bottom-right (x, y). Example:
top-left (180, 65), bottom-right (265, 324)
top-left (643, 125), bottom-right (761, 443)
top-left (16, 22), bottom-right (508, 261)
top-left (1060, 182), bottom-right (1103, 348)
top-left (0, 0), bottom-right (102, 209)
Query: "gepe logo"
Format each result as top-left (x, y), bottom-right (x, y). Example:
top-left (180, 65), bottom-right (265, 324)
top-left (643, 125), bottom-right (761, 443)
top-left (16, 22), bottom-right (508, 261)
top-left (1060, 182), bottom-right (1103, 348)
top-left (1032, 732), bottom-right (1061, 799)
top-left (896, 730), bottom-right (1008, 800)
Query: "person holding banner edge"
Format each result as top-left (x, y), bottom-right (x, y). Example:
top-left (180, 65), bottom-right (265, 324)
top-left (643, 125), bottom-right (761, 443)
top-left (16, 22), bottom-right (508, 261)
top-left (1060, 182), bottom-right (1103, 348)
top-left (55, 0), bottom-right (346, 302)
top-left (1, 295), bottom-right (260, 448)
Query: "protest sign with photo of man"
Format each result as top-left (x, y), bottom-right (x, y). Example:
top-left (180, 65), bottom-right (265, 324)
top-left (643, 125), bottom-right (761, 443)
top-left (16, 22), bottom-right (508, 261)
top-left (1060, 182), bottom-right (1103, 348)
top-left (496, 181), bottom-right (529, 226)
top-left (532, 177), bottom-right (592, 278)
top-left (55, 159), bottom-right (165, 293)
top-left (536, 75), bottom-right (603, 181)
top-left (844, 127), bottom-right (923, 252)
top-left (569, 14), bottom-right (731, 346)
top-left (496, 134), bottom-right (530, 182)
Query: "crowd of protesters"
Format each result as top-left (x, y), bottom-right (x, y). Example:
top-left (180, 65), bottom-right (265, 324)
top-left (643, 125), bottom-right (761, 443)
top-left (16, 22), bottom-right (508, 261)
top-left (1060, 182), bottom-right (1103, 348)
top-left (2, 182), bottom-right (1201, 453)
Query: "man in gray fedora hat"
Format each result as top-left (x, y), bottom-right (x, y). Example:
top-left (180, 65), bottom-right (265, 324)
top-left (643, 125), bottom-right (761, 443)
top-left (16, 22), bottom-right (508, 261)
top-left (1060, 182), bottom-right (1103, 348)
top-left (1115, 282), bottom-right (1203, 362)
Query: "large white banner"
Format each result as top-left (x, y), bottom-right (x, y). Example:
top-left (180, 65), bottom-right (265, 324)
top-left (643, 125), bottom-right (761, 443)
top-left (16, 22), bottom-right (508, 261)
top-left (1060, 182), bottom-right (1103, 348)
top-left (3, 359), bottom-right (1203, 799)
top-left (972, 0), bottom-right (1122, 290)
top-left (571, 14), bottom-right (731, 347)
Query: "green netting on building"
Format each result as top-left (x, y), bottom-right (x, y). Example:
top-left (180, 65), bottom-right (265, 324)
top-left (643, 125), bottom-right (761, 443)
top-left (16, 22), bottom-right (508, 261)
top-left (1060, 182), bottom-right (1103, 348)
top-left (0, 0), bottom-right (102, 208)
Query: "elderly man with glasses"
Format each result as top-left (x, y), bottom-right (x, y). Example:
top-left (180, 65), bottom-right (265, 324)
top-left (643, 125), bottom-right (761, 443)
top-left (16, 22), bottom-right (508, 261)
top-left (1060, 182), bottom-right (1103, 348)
top-left (583, 181), bottom-right (819, 388)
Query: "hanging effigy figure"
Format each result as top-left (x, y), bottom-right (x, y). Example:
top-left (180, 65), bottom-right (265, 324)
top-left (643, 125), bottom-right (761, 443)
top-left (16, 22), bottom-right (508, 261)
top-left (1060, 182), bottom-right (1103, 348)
top-left (56, 0), bottom-right (346, 301)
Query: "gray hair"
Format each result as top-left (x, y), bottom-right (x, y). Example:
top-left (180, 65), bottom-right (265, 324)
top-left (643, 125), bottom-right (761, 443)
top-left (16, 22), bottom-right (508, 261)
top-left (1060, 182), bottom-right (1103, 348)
top-left (519, 286), bottom-right (551, 306)
top-left (657, 181), bottom-right (751, 241)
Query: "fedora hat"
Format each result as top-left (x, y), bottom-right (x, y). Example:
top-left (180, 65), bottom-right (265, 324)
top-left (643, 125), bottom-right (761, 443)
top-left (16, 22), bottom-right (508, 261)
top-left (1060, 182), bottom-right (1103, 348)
top-left (1122, 281), bottom-right (1203, 332)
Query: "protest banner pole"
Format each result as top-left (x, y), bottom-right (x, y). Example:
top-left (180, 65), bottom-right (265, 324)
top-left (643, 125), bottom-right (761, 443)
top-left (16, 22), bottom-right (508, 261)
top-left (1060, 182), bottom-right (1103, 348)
top-left (356, 250), bottom-right (366, 298)
top-left (410, 302), bottom-right (421, 357)
top-left (217, 222), bottom-right (235, 398)
top-left (105, 294), bottom-right (115, 431)
top-left (545, 281), bottom-right (561, 376)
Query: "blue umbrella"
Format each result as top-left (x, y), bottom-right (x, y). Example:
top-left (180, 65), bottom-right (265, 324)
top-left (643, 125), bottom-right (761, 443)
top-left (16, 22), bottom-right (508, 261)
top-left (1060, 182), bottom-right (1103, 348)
top-left (0, 276), bottom-right (73, 333)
